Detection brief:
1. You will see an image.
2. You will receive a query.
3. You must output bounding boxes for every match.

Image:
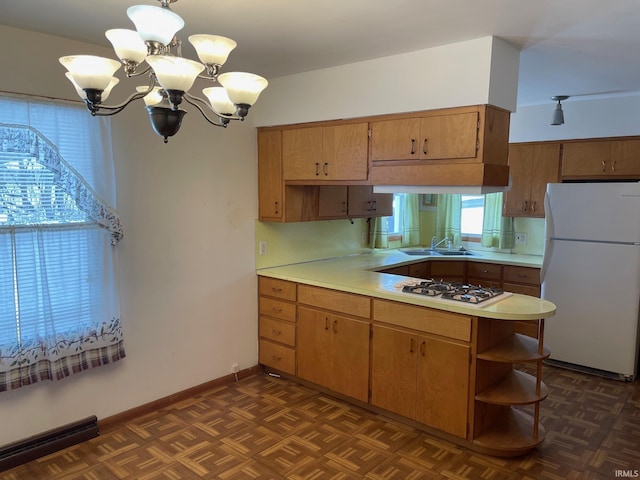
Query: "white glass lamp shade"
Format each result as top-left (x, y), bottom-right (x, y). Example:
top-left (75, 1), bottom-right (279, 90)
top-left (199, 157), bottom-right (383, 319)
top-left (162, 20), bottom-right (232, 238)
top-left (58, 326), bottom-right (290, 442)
top-left (106, 29), bottom-right (147, 64)
top-left (127, 5), bottom-right (184, 46)
top-left (188, 35), bottom-right (237, 65)
top-left (59, 55), bottom-right (122, 90)
top-left (67, 73), bottom-right (119, 101)
top-left (136, 86), bottom-right (165, 106)
top-left (217, 72), bottom-right (268, 106)
top-left (145, 56), bottom-right (204, 92)
top-left (202, 87), bottom-right (236, 115)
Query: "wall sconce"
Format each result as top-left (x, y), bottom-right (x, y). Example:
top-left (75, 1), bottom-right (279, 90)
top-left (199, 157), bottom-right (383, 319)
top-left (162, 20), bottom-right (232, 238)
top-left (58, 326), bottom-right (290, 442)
top-left (550, 96), bottom-right (569, 125)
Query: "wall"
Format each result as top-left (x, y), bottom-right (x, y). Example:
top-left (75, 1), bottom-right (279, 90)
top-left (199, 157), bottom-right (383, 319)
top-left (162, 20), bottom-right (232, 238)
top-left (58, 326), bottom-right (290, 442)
top-left (0, 26), bottom-right (259, 445)
top-left (253, 36), bottom-right (520, 126)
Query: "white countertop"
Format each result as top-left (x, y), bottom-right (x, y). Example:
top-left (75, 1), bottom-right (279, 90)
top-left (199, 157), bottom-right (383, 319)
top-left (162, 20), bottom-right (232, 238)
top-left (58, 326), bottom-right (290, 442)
top-left (257, 250), bottom-right (555, 321)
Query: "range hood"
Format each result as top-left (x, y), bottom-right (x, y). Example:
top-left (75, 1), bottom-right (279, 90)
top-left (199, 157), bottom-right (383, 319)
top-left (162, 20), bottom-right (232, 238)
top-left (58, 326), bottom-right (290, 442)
top-left (373, 182), bottom-right (511, 195)
top-left (370, 163), bottom-right (511, 195)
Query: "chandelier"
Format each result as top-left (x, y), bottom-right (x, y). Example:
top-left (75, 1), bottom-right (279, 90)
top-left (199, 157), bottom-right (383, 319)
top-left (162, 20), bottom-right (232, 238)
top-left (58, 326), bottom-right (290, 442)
top-left (59, 0), bottom-right (268, 143)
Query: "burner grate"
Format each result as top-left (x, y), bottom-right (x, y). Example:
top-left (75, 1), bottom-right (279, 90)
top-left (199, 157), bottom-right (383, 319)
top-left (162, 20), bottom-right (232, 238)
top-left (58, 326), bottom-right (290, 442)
top-left (402, 279), bottom-right (504, 303)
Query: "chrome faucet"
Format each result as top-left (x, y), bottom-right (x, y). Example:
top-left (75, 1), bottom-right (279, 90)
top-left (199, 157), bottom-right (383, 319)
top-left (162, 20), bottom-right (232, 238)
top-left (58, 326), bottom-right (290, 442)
top-left (430, 235), bottom-right (451, 250)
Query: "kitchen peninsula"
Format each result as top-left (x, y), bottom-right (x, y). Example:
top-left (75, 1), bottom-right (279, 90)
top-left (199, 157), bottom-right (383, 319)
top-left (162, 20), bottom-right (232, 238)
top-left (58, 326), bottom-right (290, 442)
top-left (257, 250), bottom-right (556, 457)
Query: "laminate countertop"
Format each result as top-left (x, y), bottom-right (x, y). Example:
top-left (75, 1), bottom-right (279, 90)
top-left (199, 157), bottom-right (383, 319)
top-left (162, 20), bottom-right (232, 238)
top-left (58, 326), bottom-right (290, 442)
top-left (257, 250), bottom-right (555, 321)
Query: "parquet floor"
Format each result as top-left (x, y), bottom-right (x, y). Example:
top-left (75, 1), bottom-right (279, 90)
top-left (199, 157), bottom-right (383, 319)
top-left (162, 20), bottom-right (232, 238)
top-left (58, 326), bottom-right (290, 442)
top-left (2, 364), bottom-right (639, 480)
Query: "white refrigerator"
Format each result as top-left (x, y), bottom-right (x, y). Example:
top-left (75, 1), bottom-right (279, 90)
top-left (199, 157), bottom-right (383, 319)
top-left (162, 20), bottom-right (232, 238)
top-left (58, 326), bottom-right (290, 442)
top-left (541, 182), bottom-right (640, 380)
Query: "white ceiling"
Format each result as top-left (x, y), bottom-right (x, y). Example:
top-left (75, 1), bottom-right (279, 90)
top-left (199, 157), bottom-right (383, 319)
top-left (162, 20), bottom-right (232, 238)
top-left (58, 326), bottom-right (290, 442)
top-left (2, 0), bottom-right (640, 107)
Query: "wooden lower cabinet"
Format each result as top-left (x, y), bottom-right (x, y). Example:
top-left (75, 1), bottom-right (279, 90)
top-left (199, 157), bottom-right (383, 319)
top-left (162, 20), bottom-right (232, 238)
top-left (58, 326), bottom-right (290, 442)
top-left (371, 324), bottom-right (470, 438)
top-left (258, 276), bottom-right (551, 457)
top-left (297, 306), bottom-right (370, 402)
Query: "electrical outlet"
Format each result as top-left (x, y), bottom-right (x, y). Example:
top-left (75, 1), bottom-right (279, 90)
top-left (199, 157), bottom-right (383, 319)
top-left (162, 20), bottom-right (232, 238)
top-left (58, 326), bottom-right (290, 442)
top-left (515, 232), bottom-right (527, 245)
top-left (259, 240), bottom-right (267, 255)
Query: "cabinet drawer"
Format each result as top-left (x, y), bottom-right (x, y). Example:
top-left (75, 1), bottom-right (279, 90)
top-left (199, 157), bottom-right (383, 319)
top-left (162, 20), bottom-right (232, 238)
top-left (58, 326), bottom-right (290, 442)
top-left (259, 317), bottom-right (296, 346)
top-left (503, 282), bottom-right (540, 297)
top-left (298, 284), bottom-right (371, 318)
top-left (259, 296), bottom-right (296, 322)
top-left (502, 266), bottom-right (540, 286)
top-left (409, 262), bottom-right (430, 279)
top-left (429, 261), bottom-right (465, 278)
top-left (258, 277), bottom-right (297, 301)
top-left (259, 339), bottom-right (295, 375)
top-left (468, 277), bottom-right (501, 289)
top-left (373, 299), bottom-right (472, 342)
top-left (467, 262), bottom-right (502, 281)
top-left (380, 265), bottom-right (410, 276)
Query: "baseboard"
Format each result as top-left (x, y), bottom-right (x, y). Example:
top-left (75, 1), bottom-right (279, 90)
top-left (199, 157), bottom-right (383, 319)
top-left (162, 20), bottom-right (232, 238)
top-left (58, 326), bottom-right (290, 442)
top-left (98, 365), bottom-right (260, 433)
top-left (0, 416), bottom-right (99, 472)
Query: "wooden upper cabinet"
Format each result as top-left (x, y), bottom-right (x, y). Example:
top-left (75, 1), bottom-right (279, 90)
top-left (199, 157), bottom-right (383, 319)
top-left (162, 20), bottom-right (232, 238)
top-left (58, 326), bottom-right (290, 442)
top-left (347, 185), bottom-right (393, 217)
top-left (371, 112), bottom-right (478, 162)
top-left (562, 138), bottom-right (640, 179)
top-left (282, 123), bottom-right (369, 181)
top-left (318, 186), bottom-right (348, 219)
top-left (504, 143), bottom-right (560, 218)
top-left (258, 130), bottom-right (283, 221)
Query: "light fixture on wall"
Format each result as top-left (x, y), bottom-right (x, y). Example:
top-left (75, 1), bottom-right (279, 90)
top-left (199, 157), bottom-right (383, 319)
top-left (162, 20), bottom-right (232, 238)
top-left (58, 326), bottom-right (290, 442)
top-left (550, 95), bottom-right (569, 126)
top-left (59, 0), bottom-right (268, 143)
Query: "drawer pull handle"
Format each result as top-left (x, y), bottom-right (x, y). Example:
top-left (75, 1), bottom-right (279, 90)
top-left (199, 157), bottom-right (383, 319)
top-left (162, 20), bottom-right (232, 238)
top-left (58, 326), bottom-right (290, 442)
top-left (272, 355), bottom-right (282, 361)
top-left (420, 341), bottom-right (426, 356)
top-left (272, 329), bottom-right (282, 335)
top-left (482, 270), bottom-right (489, 273)
top-left (315, 162), bottom-right (320, 176)
top-left (410, 138), bottom-right (416, 155)
top-left (323, 162), bottom-right (328, 176)
top-left (332, 320), bottom-right (338, 333)
top-left (422, 138), bottom-right (428, 155)
top-left (325, 317), bottom-right (329, 330)
top-left (272, 307), bottom-right (282, 313)
top-left (602, 160), bottom-right (606, 172)
top-left (272, 287), bottom-right (282, 292)
top-left (410, 338), bottom-right (414, 353)
top-left (612, 160), bottom-right (617, 172)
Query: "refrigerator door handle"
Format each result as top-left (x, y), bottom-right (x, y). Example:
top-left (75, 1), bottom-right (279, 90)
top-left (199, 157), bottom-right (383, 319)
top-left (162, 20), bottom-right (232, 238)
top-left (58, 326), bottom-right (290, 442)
top-left (540, 192), bottom-right (554, 284)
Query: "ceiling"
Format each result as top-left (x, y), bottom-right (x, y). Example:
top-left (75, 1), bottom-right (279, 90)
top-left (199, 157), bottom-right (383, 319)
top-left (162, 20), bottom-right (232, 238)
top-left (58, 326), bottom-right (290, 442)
top-left (2, 0), bottom-right (640, 107)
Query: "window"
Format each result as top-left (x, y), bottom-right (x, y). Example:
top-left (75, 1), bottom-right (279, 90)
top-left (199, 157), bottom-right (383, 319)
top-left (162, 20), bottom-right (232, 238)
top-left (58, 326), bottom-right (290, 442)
top-left (0, 95), bottom-right (124, 392)
top-left (385, 193), bottom-right (406, 236)
top-left (461, 195), bottom-right (484, 239)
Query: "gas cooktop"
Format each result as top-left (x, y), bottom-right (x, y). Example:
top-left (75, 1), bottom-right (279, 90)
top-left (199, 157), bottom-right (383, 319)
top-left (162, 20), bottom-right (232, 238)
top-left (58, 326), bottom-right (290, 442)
top-left (401, 280), bottom-right (505, 304)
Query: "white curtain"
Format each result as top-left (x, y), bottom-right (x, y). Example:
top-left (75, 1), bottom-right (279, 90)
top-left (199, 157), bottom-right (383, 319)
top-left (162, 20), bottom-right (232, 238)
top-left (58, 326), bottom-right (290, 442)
top-left (0, 95), bottom-right (123, 392)
top-left (401, 194), bottom-right (420, 246)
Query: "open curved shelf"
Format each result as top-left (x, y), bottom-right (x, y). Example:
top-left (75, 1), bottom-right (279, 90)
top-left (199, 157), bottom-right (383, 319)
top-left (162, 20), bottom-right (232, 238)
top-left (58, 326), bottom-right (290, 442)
top-left (472, 407), bottom-right (546, 457)
top-left (477, 333), bottom-right (550, 363)
top-left (475, 370), bottom-right (548, 405)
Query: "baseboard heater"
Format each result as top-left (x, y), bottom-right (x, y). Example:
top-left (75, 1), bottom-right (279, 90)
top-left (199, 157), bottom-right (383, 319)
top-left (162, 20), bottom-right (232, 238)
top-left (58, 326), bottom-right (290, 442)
top-left (0, 416), bottom-right (99, 472)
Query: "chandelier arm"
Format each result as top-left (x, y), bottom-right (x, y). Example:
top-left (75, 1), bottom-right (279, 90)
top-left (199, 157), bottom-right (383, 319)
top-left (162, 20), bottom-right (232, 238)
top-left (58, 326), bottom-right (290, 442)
top-left (183, 93), bottom-right (240, 126)
top-left (87, 78), bottom-right (156, 116)
top-left (125, 65), bottom-right (153, 79)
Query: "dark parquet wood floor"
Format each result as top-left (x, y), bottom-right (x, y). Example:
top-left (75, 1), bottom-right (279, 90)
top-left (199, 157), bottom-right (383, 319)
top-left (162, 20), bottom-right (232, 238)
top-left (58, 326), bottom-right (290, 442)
top-left (2, 364), bottom-right (639, 479)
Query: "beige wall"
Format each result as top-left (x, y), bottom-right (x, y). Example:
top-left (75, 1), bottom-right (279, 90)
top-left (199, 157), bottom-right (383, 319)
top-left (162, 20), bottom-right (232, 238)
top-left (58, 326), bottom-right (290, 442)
top-left (0, 26), bottom-right (260, 445)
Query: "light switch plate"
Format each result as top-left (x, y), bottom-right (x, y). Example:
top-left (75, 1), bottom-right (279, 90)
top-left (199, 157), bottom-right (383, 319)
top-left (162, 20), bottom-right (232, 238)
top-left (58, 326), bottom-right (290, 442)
top-left (515, 233), bottom-right (527, 245)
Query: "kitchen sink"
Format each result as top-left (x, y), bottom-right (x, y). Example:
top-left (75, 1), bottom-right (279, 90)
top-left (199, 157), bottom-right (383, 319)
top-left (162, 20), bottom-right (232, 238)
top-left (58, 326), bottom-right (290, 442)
top-left (400, 248), bottom-right (478, 257)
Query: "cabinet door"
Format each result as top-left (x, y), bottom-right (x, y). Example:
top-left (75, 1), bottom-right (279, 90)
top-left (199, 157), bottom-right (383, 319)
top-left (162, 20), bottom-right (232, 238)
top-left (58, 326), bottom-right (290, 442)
top-left (503, 144), bottom-right (533, 216)
top-left (416, 337), bottom-right (470, 438)
top-left (347, 186), bottom-right (393, 217)
top-left (258, 130), bottom-right (283, 221)
top-left (561, 141), bottom-right (612, 177)
top-left (282, 127), bottom-right (324, 180)
top-left (330, 314), bottom-right (370, 402)
top-left (610, 139), bottom-right (640, 176)
top-left (419, 113), bottom-right (478, 160)
top-left (297, 306), bottom-right (333, 388)
top-left (318, 186), bottom-right (348, 219)
top-left (528, 143), bottom-right (561, 217)
top-left (370, 118), bottom-right (421, 161)
top-left (322, 123), bottom-right (369, 180)
top-left (505, 143), bottom-right (560, 217)
top-left (370, 325), bottom-right (418, 418)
